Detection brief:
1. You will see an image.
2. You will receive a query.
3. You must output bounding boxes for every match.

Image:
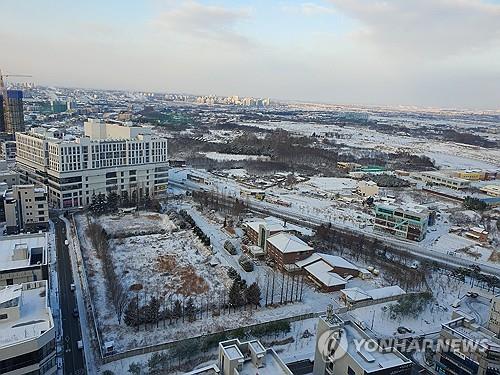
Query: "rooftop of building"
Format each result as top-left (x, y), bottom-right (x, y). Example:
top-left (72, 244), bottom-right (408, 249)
top-left (321, 314), bottom-right (411, 372)
top-left (21, 119), bottom-right (166, 143)
top-left (376, 203), bottom-right (429, 216)
top-left (245, 216), bottom-right (312, 237)
top-left (420, 170), bottom-right (470, 183)
top-left (442, 315), bottom-right (500, 352)
top-left (341, 285), bottom-right (406, 302)
top-left (0, 281), bottom-right (53, 349)
top-left (267, 232), bottom-right (313, 253)
top-left (220, 339), bottom-right (293, 375)
top-left (0, 233), bottom-right (47, 271)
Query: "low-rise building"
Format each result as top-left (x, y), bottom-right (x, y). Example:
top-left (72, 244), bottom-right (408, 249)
top-left (456, 169), bottom-right (486, 181)
top-left (420, 171), bottom-right (470, 190)
top-left (436, 312), bottom-right (500, 375)
top-left (187, 338), bottom-right (293, 375)
top-left (465, 227), bottom-right (489, 243)
top-left (3, 185), bottom-right (49, 234)
top-left (0, 281), bottom-right (56, 375)
top-left (313, 312), bottom-right (413, 375)
top-left (356, 180), bottom-right (379, 198)
top-left (0, 141), bottom-right (16, 162)
top-left (0, 233), bottom-right (48, 287)
top-left (373, 204), bottom-right (429, 241)
top-left (340, 286), bottom-right (406, 307)
top-left (480, 185), bottom-right (500, 197)
top-left (296, 253), bottom-right (361, 292)
top-left (245, 216), bottom-right (300, 250)
top-left (0, 160), bottom-right (19, 187)
top-left (266, 232), bottom-right (314, 271)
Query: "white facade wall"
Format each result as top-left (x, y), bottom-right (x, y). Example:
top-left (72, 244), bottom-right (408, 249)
top-left (15, 120), bottom-right (169, 208)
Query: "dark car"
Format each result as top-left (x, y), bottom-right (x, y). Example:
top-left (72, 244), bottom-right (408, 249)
top-left (72, 307), bottom-right (79, 318)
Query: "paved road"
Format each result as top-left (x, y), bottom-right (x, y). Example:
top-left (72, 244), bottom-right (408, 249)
top-left (54, 217), bottom-right (86, 375)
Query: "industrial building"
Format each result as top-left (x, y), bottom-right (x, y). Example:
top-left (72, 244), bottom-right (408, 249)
top-left (15, 119), bottom-right (169, 208)
top-left (373, 204), bottom-right (430, 241)
top-left (0, 281), bottom-right (56, 375)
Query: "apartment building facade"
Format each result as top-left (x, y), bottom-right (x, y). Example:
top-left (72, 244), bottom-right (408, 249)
top-left (373, 204), bottom-right (429, 242)
top-left (313, 312), bottom-right (413, 375)
top-left (0, 281), bottom-right (56, 375)
top-left (436, 311), bottom-right (500, 375)
top-left (15, 119), bottom-right (169, 208)
top-left (3, 185), bottom-right (49, 234)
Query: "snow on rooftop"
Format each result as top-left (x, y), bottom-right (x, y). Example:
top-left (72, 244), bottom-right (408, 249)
top-left (342, 321), bottom-right (410, 372)
top-left (0, 282), bottom-right (53, 348)
top-left (267, 232), bottom-right (313, 253)
top-left (304, 261), bottom-right (346, 287)
top-left (296, 253), bottom-right (359, 272)
top-left (0, 233), bottom-right (47, 271)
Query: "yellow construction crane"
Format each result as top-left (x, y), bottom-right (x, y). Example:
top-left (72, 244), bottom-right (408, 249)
top-left (0, 68), bottom-right (32, 132)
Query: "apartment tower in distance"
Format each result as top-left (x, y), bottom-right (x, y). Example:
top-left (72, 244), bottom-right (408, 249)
top-left (15, 119), bottom-right (169, 208)
top-left (0, 90), bottom-right (24, 134)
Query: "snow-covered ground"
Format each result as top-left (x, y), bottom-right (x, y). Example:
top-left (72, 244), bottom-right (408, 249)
top-left (201, 151), bottom-right (271, 161)
top-left (350, 271), bottom-right (492, 337)
top-left (74, 209), bottom-right (361, 354)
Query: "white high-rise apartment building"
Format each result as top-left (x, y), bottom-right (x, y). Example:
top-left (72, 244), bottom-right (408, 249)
top-left (15, 119), bottom-right (169, 208)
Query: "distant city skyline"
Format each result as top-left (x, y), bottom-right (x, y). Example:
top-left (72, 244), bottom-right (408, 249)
top-left (2, 0), bottom-right (500, 110)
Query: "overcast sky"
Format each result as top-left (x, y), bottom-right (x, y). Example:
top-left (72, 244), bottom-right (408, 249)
top-left (2, 0), bottom-right (500, 109)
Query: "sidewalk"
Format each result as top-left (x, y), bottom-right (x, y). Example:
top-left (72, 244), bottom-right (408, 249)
top-left (48, 220), bottom-right (64, 374)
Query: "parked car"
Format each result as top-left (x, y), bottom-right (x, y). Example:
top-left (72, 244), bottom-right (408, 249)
top-left (224, 240), bottom-right (237, 255)
top-left (467, 291), bottom-right (479, 298)
top-left (239, 255), bottom-right (254, 272)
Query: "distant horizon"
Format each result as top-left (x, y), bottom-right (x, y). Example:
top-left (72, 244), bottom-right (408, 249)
top-left (9, 81), bottom-right (500, 114)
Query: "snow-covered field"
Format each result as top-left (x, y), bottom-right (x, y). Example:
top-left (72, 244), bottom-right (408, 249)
top-left (75, 210), bottom-right (336, 353)
top-left (201, 151), bottom-right (271, 161)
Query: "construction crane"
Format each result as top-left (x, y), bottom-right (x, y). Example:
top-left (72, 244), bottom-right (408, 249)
top-left (0, 68), bottom-right (32, 132)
